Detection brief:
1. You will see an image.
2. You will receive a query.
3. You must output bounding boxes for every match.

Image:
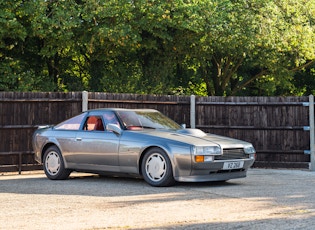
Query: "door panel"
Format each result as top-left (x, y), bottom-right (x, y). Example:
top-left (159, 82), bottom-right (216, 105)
top-left (73, 130), bottom-right (120, 171)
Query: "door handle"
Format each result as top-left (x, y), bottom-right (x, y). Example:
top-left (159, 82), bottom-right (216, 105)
top-left (76, 137), bottom-right (82, 141)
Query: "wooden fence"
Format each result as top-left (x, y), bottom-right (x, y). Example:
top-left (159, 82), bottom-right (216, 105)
top-left (0, 92), bottom-right (311, 173)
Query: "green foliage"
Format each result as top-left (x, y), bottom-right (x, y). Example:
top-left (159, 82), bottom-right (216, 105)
top-left (292, 63), bottom-right (315, 96)
top-left (0, 0), bottom-right (314, 96)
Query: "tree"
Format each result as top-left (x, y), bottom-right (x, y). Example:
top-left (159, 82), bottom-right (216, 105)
top-left (0, 0), bottom-right (27, 90)
top-left (191, 0), bottom-right (315, 96)
top-left (0, 0), bottom-right (314, 96)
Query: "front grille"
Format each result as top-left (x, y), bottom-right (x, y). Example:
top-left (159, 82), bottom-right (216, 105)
top-left (214, 148), bottom-right (248, 160)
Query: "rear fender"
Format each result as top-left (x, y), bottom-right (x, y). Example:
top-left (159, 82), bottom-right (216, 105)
top-left (41, 139), bottom-right (69, 168)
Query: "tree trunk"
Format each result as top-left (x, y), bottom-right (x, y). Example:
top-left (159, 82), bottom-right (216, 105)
top-left (89, 59), bottom-right (104, 92)
top-left (46, 54), bottom-right (60, 91)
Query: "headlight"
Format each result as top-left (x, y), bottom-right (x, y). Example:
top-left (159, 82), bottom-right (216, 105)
top-left (244, 145), bottom-right (256, 154)
top-left (194, 146), bottom-right (222, 155)
top-left (193, 146), bottom-right (221, 163)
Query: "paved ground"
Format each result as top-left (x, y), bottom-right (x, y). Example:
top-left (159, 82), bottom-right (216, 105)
top-left (1, 168), bottom-right (315, 230)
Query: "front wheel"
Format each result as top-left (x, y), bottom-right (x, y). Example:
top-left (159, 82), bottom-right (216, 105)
top-left (141, 148), bottom-right (176, 187)
top-left (43, 146), bottom-right (71, 180)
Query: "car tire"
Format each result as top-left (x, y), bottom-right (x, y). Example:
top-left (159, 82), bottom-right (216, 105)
top-left (43, 146), bottom-right (71, 180)
top-left (141, 147), bottom-right (176, 187)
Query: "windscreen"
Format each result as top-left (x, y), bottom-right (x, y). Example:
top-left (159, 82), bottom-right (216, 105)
top-left (116, 110), bottom-right (181, 130)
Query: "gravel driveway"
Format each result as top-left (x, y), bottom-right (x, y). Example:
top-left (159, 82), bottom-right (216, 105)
top-left (1, 168), bottom-right (315, 230)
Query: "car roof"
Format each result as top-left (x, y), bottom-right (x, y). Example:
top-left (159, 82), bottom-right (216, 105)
top-left (87, 108), bottom-right (159, 113)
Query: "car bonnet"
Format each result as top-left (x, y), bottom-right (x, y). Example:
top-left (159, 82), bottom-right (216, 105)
top-left (130, 128), bottom-right (250, 147)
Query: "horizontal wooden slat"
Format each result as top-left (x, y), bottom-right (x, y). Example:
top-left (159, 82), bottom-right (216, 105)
top-left (253, 161), bottom-right (309, 169)
top-left (198, 125), bottom-right (306, 130)
top-left (0, 98), bottom-right (81, 102)
top-left (196, 101), bottom-right (305, 106)
top-left (256, 150), bottom-right (305, 154)
top-left (87, 99), bottom-right (189, 104)
top-left (0, 125), bottom-right (39, 129)
top-left (0, 164), bottom-right (42, 173)
top-left (0, 151), bottom-right (34, 155)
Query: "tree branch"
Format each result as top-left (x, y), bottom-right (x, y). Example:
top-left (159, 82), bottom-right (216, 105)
top-left (290, 60), bottom-right (315, 72)
top-left (230, 69), bottom-right (268, 95)
top-left (222, 55), bottom-right (245, 89)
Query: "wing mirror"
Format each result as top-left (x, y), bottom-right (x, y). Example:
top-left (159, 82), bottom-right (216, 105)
top-left (106, 123), bottom-right (122, 135)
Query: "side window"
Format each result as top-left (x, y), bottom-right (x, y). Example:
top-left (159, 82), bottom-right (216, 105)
top-left (117, 111), bottom-right (140, 128)
top-left (54, 113), bottom-right (86, 130)
top-left (83, 116), bottom-right (104, 131)
top-left (102, 112), bottom-right (120, 127)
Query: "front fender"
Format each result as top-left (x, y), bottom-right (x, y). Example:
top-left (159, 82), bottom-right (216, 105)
top-left (139, 142), bottom-right (192, 179)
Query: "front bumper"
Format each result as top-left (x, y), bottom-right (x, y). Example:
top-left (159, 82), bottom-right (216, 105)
top-left (175, 158), bottom-right (255, 182)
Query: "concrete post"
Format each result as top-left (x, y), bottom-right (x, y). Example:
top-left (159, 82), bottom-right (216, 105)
top-left (82, 91), bottom-right (88, 112)
top-left (190, 95), bottom-right (196, 129)
top-left (309, 95), bottom-right (315, 171)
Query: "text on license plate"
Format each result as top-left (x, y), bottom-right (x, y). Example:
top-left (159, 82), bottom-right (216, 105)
top-left (223, 161), bottom-right (244, 170)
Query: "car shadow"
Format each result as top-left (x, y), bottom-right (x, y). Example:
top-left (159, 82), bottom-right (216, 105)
top-left (0, 171), bottom-right (243, 199)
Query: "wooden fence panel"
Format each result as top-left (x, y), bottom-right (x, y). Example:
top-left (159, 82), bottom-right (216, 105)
top-left (0, 92), bottom-right (82, 172)
top-left (195, 96), bottom-right (310, 168)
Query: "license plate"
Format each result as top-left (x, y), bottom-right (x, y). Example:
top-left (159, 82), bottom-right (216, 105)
top-left (223, 161), bottom-right (244, 170)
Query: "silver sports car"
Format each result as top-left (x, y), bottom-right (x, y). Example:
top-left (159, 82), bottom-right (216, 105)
top-left (33, 108), bottom-right (256, 186)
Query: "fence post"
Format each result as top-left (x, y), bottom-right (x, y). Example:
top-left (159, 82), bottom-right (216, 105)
top-left (309, 95), bottom-right (315, 171)
top-left (190, 95), bottom-right (196, 129)
top-left (82, 91), bottom-right (88, 112)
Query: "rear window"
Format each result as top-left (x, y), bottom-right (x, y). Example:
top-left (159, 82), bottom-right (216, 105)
top-left (54, 113), bottom-right (86, 130)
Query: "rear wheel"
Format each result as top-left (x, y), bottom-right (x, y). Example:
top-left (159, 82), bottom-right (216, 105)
top-left (141, 148), bottom-right (175, 187)
top-left (43, 146), bottom-right (71, 180)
